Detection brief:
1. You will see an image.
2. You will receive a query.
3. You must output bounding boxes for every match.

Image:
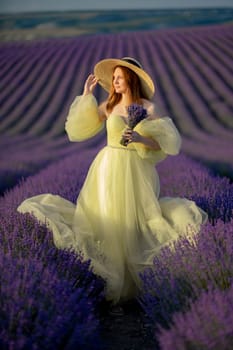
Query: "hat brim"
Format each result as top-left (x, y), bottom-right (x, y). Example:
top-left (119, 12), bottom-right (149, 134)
top-left (94, 58), bottom-right (155, 99)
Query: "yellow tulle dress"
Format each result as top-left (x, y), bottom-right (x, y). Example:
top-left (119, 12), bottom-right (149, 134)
top-left (17, 94), bottom-right (207, 303)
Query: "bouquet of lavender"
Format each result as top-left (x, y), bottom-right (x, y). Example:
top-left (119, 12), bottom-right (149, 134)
top-left (120, 103), bottom-right (148, 146)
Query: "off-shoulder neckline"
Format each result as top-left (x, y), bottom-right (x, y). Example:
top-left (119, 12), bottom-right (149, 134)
top-left (106, 113), bottom-right (162, 126)
top-left (107, 114), bottom-right (160, 123)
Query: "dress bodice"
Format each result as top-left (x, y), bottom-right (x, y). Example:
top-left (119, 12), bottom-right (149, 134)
top-left (106, 114), bottom-right (135, 149)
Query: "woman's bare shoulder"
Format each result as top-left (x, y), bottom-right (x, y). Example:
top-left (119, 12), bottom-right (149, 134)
top-left (142, 99), bottom-right (162, 119)
top-left (98, 100), bottom-right (108, 120)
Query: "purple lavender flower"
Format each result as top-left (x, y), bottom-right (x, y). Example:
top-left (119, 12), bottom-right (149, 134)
top-left (0, 208), bottom-right (105, 349)
top-left (158, 283), bottom-right (233, 350)
top-left (139, 218), bottom-right (233, 337)
top-left (127, 103), bottom-right (148, 128)
top-left (120, 103), bottom-right (147, 146)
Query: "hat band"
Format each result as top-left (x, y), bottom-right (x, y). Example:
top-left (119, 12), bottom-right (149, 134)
top-left (121, 57), bottom-right (142, 69)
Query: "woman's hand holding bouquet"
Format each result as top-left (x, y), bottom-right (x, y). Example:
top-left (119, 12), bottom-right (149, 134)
top-left (120, 104), bottom-right (147, 146)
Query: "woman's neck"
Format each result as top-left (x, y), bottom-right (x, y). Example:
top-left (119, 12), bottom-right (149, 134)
top-left (120, 93), bottom-right (133, 107)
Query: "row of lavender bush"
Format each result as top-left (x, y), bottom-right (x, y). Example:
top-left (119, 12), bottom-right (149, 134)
top-left (1, 25), bottom-right (232, 139)
top-left (140, 156), bottom-right (233, 349)
top-left (0, 132), bottom-right (105, 194)
top-left (0, 148), bottom-right (106, 349)
top-left (0, 147), bottom-right (232, 349)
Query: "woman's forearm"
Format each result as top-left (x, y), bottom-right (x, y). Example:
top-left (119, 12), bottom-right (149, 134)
top-left (139, 135), bottom-right (161, 151)
top-left (123, 129), bottom-right (161, 150)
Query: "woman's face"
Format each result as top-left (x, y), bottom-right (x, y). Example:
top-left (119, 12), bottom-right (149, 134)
top-left (112, 67), bottom-right (129, 94)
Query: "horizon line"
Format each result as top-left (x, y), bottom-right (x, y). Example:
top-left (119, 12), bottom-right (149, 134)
top-left (1, 6), bottom-right (233, 16)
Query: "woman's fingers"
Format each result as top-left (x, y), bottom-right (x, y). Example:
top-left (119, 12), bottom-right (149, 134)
top-left (88, 74), bottom-right (97, 83)
top-left (87, 75), bottom-right (97, 86)
top-left (122, 128), bottom-right (132, 142)
top-left (84, 74), bottom-right (99, 93)
top-left (122, 130), bottom-right (141, 143)
top-left (124, 128), bottom-right (132, 136)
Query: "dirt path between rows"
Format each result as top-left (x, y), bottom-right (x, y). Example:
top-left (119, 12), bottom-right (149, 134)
top-left (99, 300), bottom-right (159, 350)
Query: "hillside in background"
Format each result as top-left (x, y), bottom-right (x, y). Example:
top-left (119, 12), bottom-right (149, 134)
top-left (0, 21), bottom-right (233, 194)
top-left (0, 8), bottom-right (232, 41)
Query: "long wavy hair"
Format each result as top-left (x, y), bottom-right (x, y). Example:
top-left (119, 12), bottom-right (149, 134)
top-left (106, 65), bottom-right (147, 113)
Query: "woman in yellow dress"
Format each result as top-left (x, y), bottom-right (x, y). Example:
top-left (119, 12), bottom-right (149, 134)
top-left (17, 57), bottom-right (207, 309)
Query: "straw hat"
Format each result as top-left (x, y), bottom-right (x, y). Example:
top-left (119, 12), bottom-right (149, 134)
top-left (94, 57), bottom-right (155, 99)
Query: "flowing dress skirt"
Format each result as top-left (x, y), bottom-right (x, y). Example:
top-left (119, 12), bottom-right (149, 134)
top-left (18, 145), bottom-right (207, 303)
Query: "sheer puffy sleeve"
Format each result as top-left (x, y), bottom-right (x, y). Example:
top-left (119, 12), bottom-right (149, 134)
top-left (65, 94), bottom-right (105, 141)
top-left (133, 117), bottom-right (182, 164)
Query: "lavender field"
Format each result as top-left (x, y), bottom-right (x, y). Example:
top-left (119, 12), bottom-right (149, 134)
top-left (0, 23), bottom-right (233, 194)
top-left (0, 22), bottom-right (233, 349)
